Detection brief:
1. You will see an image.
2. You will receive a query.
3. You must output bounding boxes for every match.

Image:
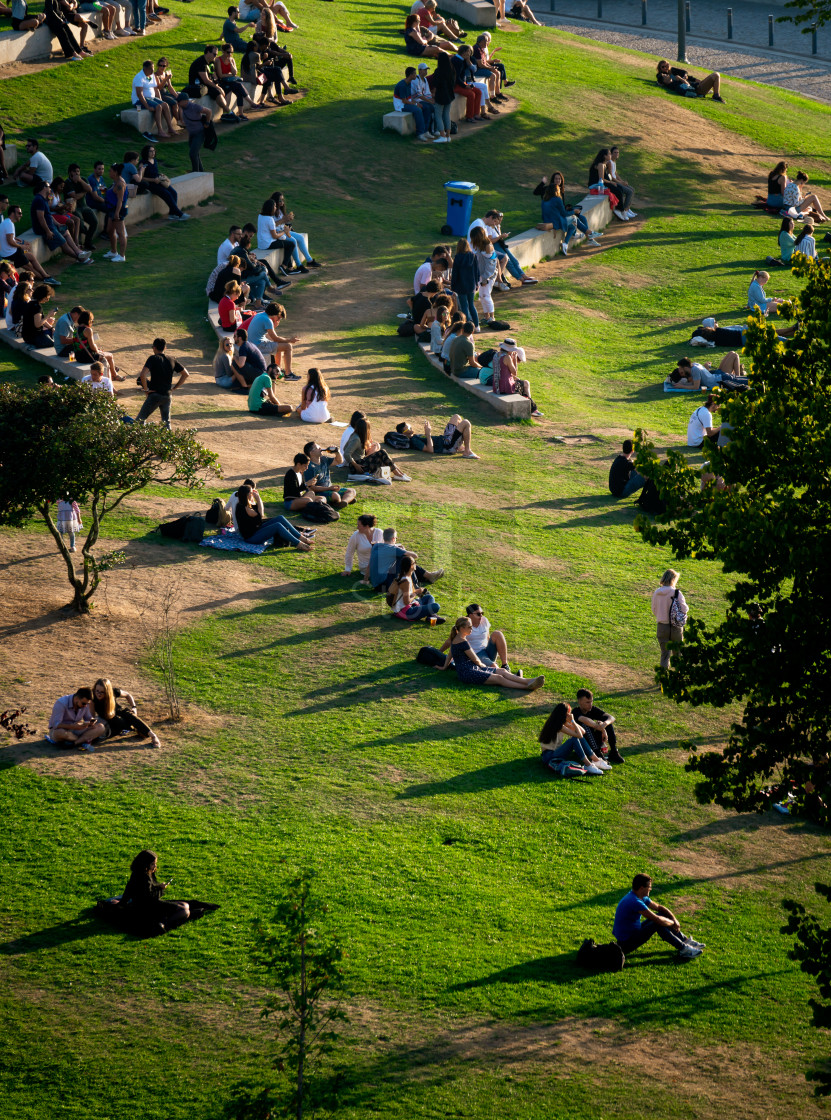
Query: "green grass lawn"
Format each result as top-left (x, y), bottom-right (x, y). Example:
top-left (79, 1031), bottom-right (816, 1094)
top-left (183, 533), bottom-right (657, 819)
top-left (2, 4), bottom-right (831, 1118)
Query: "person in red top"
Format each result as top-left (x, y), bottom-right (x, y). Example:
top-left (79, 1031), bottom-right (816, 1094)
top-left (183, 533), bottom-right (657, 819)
top-left (218, 279), bottom-right (257, 332)
top-left (416, 0), bottom-right (464, 42)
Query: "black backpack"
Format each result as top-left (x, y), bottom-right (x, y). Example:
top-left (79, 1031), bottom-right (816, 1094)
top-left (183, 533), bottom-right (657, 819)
top-left (416, 645), bottom-right (445, 668)
top-left (385, 431), bottom-right (411, 450)
top-left (159, 514), bottom-right (205, 542)
top-left (636, 478), bottom-right (666, 516)
top-left (576, 938), bottom-right (626, 972)
top-left (301, 502), bottom-right (340, 523)
top-left (397, 319), bottom-right (415, 337)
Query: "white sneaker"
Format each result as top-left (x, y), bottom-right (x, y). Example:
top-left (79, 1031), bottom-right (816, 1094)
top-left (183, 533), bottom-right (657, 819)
top-left (393, 473), bottom-right (411, 482)
top-left (584, 764), bottom-right (604, 776)
top-left (433, 136), bottom-right (448, 143)
top-left (679, 944), bottom-right (703, 960)
top-left (497, 281), bottom-right (511, 291)
top-left (110, 254), bottom-right (126, 262)
top-left (684, 935), bottom-right (706, 949)
top-left (103, 250), bottom-right (116, 259)
top-left (614, 209), bottom-right (629, 220)
top-left (626, 209), bottom-right (637, 217)
top-left (594, 759), bottom-right (612, 771)
top-left (417, 133), bottom-right (432, 143)
top-left (560, 242), bottom-right (569, 256)
top-left (587, 237), bottom-right (601, 247)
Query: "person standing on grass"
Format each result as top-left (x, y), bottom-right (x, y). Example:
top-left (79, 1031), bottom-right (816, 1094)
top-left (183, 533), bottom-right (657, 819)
top-left (651, 569), bottom-right (687, 671)
top-left (613, 873), bottom-right (705, 960)
top-left (136, 337), bottom-right (189, 429)
top-left (177, 93), bottom-right (212, 173)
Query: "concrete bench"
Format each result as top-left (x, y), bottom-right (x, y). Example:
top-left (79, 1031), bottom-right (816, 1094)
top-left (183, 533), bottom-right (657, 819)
top-left (439, 0), bottom-right (497, 28)
top-left (417, 340), bottom-right (531, 419)
top-left (0, 2), bottom-right (136, 67)
top-left (253, 231), bottom-right (310, 275)
top-left (120, 76), bottom-right (286, 135)
top-left (505, 193), bottom-right (614, 268)
top-left (16, 171), bottom-right (214, 263)
top-left (0, 324), bottom-right (92, 382)
top-left (383, 92), bottom-right (469, 135)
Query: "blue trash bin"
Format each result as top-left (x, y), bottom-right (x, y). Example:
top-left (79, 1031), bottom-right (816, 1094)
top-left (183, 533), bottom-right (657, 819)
top-left (444, 180), bottom-right (479, 237)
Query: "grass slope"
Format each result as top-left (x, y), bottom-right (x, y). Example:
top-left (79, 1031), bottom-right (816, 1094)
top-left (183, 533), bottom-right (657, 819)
top-left (2, 5), bottom-right (831, 1119)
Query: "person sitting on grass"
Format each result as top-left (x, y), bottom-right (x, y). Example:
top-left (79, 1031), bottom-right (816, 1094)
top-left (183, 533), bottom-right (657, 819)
top-left (403, 11), bottom-right (454, 59)
top-left (669, 355), bottom-right (748, 391)
top-left (538, 702), bottom-right (610, 776)
top-left (687, 395), bottom-right (721, 449)
top-left (48, 686), bottom-right (106, 749)
top-left (284, 452), bottom-right (326, 513)
top-left (441, 616), bottom-right (544, 691)
top-left (109, 849), bottom-right (196, 936)
top-left (783, 170), bottom-right (828, 223)
top-left (508, 0), bottom-right (542, 22)
top-left (299, 367), bottom-right (331, 423)
top-left (608, 439), bottom-right (645, 499)
top-left (303, 440), bottom-right (358, 507)
top-left (388, 555), bottom-right (443, 623)
top-left (214, 336), bottom-right (246, 391)
top-left (493, 339), bottom-right (542, 417)
top-left (795, 221), bottom-right (817, 260)
top-left (342, 513), bottom-right (384, 583)
top-left (395, 415), bottom-right (479, 459)
top-left (235, 483), bottom-right (315, 549)
top-left (91, 677), bottom-right (162, 751)
top-left (747, 270), bottom-right (786, 316)
top-left (573, 687), bottom-right (623, 764)
top-left (369, 527), bottom-right (443, 592)
top-left (249, 366), bottom-right (293, 417)
top-left (776, 215), bottom-right (797, 266)
top-left (230, 326), bottom-right (268, 388)
top-left (393, 66), bottom-right (434, 143)
top-left (343, 417), bottom-right (411, 482)
top-left (656, 59), bottom-right (724, 102)
top-left (439, 601), bottom-right (517, 670)
top-left (223, 5), bottom-right (253, 52)
top-left (613, 873), bottom-right (705, 960)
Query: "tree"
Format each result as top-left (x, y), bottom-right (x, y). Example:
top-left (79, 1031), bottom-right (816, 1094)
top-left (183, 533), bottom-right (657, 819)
top-left (783, 884), bottom-right (831, 1094)
top-left (0, 384), bottom-right (219, 613)
top-left (633, 253), bottom-right (831, 824)
top-left (778, 0), bottom-right (831, 33)
top-left (228, 872), bottom-right (348, 1120)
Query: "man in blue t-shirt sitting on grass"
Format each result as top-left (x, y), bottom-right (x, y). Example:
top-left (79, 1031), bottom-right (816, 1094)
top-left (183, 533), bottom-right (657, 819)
top-left (613, 874), bottom-right (705, 961)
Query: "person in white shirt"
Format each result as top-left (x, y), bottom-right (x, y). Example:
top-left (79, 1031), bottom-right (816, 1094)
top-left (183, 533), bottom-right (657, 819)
top-left (413, 246), bottom-right (451, 294)
top-left (607, 146), bottom-right (637, 219)
top-left (81, 362), bottom-right (115, 395)
top-left (131, 60), bottom-right (176, 141)
top-left (217, 225), bottom-right (243, 267)
top-left (795, 222), bottom-right (817, 259)
top-left (439, 602), bottom-right (517, 670)
top-left (0, 199), bottom-right (53, 281)
top-left (11, 139), bottom-right (53, 188)
top-left (342, 514), bottom-right (384, 582)
top-left (686, 395), bottom-right (720, 449)
top-left (339, 410), bottom-right (365, 458)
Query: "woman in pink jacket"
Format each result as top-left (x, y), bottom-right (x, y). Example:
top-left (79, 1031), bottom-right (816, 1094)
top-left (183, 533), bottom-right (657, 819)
top-left (651, 569), bottom-right (687, 670)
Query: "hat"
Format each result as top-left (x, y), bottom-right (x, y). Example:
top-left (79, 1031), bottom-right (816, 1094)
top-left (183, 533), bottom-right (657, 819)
top-left (499, 337), bottom-right (520, 352)
top-left (177, 92), bottom-right (189, 102)
top-left (418, 62), bottom-right (428, 70)
top-left (702, 317), bottom-right (716, 328)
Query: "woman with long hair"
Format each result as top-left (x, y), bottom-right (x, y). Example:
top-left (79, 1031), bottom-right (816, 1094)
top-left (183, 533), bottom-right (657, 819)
top-left (218, 279), bottom-right (259, 329)
top-left (20, 282), bottom-right (55, 348)
top-left (214, 335), bottom-right (247, 391)
top-left (257, 198), bottom-right (297, 272)
top-left (783, 170), bottom-right (828, 222)
top-left (534, 171), bottom-right (601, 254)
top-left (404, 11), bottom-right (454, 59)
top-left (431, 49), bottom-right (456, 142)
top-left (90, 678), bottom-right (162, 750)
top-left (441, 616), bottom-right (543, 689)
top-left (343, 417), bottom-right (411, 480)
top-left (469, 225), bottom-right (499, 325)
top-left (138, 144), bottom-right (187, 220)
top-left (104, 163), bottom-right (128, 263)
top-left (778, 216), bottom-right (796, 265)
top-left (299, 368), bottom-right (331, 423)
top-left (767, 161), bottom-right (788, 209)
top-left (389, 555), bottom-right (440, 621)
top-left (117, 850), bottom-right (190, 934)
top-left (651, 568), bottom-right (687, 670)
top-left (74, 310), bottom-right (121, 381)
top-left (794, 221), bottom-right (817, 259)
top-left (747, 270), bottom-right (785, 316)
top-left (588, 148), bottom-right (627, 221)
top-left (235, 483), bottom-right (315, 549)
top-left (450, 237), bottom-right (479, 328)
top-left (270, 191), bottom-right (319, 270)
top-left (539, 702), bottom-right (609, 775)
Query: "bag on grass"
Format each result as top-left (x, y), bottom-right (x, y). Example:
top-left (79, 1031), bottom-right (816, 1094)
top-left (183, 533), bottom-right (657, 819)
top-left (636, 478), bottom-right (665, 516)
top-left (301, 502), bottom-right (339, 523)
top-left (397, 319), bottom-right (415, 337)
top-left (416, 645), bottom-right (445, 668)
top-left (576, 938), bottom-right (626, 972)
top-left (205, 498), bottom-right (232, 527)
top-left (159, 514), bottom-right (205, 542)
top-left (384, 431), bottom-right (410, 451)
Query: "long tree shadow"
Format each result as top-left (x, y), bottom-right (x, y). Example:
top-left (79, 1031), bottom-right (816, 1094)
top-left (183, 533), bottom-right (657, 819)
top-left (0, 910), bottom-right (105, 956)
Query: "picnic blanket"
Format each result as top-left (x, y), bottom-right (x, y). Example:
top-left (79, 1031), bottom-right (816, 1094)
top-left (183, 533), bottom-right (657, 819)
top-left (200, 533), bottom-right (268, 556)
top-left (664, 381), bottom-right (703, 393)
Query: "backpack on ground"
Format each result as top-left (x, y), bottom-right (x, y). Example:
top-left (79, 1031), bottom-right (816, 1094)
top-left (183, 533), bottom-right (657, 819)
top-left (636, 477), bottom-right (666, 515)
top-left (416, 645), bottom-right (445, 668)
top-left (576, 938), bottom-right (626, 972)
top-left (205, 498), bottom-right (232, 527)
top-left (384, 431), bottom-right (411, 451)
top-left (397, 319), bottom-right (415, 337)
top-left (159, 514), bottom-right (205, 542)
top-left (301, 502), bottom-right (339, 523)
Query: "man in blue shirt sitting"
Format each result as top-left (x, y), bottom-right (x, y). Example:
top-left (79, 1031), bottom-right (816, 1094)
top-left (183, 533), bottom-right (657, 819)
top-left (613, 874), bottom-right (705, 961)
top-left (393, 66), bottom-right (433, 142)
top-left (369, 527), bottom-right (443, 592)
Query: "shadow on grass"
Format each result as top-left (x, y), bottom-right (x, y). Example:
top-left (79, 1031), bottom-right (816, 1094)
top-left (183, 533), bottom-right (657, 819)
top-left (398, 752), bottom-right (552, 800)
top-left (0, 910), bottom-right (103, 956)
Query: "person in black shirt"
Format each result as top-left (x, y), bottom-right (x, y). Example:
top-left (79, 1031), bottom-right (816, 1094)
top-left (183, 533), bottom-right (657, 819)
top-left (136, 337), bottom-right (189, 429)
top-left (187, 45), bottom-right (236, 120)
top-left (574, 688), bottom-right (623, 764)
top-left (608, 439), bottom-right (644, 499)
top-left (21, 282), bottom-right (56, 348)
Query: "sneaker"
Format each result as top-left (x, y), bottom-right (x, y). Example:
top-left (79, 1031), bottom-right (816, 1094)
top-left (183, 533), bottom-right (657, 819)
top-left (141, 131), bottom-right (158, 143)
top-left (347, 473), bottom-right (371, 482)
top-left (497, 281), bottom-right (511, 291)
top-left (417, 133), bottom-right (433, 143)
top-left (109, 254), bottom-right (126, 262)
top-left (625, 209), bottom-right (638, 218)
top-left (294, 264), bottom-right (310, 273)
top-left (44, 276), bottom-right (61, 286)
top-left (178, 213), bottom-right (191, 221)
top-left (504, 79), bottom-right (516, 86)
top-left (282, 372), bottom-right (301, 380)
top-left (712, 94), bottom-right (726, 103)
top-left (521, 276), bottom-right (538, 284)
top-left (103, 30), bottom-right (116, 38)
top-left (587, 237), bottom-right (601, 247)
top-left (433, 136), bottom-right (449, 143)
top-left (69, 545), bottom-right (76, 553)
top-left (584, 764), bottom-right (604, 776)
top-left (678, 944), bottom-right (703, 960)
top-left (68, 54), bottom-right (85, 62)
top-left (392, 472), bottom-right (412, 482)
top-left (307, 259), bottom-right (322, 268)
top-left (103, 250), bottom-right (116, 259)
top-left (594, 760), bottom-right (613, 771)
top-left (462, 451), bottom-right (480, 458)
top-left (684, 936), bottom-right (706, 949)
top-left (77, 255), bottom-right (95, 265)
top-left (561, 242), bottom-right (569, 256)
top-left (531, 409), bottom-right (544, 417)
top-left (613, 208), bottom-right (628, 221)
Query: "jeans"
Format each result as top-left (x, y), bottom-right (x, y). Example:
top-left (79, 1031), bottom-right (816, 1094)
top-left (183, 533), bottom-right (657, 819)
top-left (611, 181), bottom-right (634, 210)
top-left (143, 180), bottom-right (182, 217)
top-left (656, 622), bottom-right (683, 671)
top-left (402, 592), bottom-right (439, 620)
top-left (215, 374), bottom-right (235, 390)
top-left (542, 737), bottom-right (593, 766)
top-left (188, 131), bottom-right (204, 173)
top-left (433, 101), bottom-right (451, 133)
top-left (494, 245), bottom-right (524, 280)
top-left (289, 231), bottom-right (312, 265)
top-left (131, 0), bottom-right (146, 32)
top-left (402, 104), bottom-right (428, 134)
top-left (617, 923), bottom-right (686, 955)
top-left (456, 289), bottom-right (479, 328)
top-left (246, 515), bottom-right (304, 546)
top-left (246, 270), bottom-right (268, 302)
top-left (136, 391), bottom-right (171, 429)
top-left (621, 470), bottom-right (645, 497)
top-left (563, 214), bottom-right (589, 246)
top-left (78, 205), bottom-right (98, 250)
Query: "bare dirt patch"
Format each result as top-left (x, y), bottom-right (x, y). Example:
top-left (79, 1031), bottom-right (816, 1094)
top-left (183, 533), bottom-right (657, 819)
top-left (535, 651), bottom-right (653, 692)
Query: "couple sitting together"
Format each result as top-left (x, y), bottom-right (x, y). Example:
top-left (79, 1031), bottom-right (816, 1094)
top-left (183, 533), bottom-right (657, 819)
top-left (49, 680), bottom-right (162, 753)
top-left (441, 614), bottom-right (543, 692)
top-left (539, 691), bottom-right (624, 776)
top-left (230, 477), bottom-right (316, 549)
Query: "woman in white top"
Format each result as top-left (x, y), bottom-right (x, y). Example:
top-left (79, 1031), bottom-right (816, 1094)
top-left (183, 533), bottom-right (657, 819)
top-left (794, 222), bottom-right (817, 259)
top-left (651, 568), bottom-right (687, 671)
top-left (341, 513), bottom-right (383, 582)
top-left (227, 477), bottom-right (263, 531)
top-left (256, 199), bottom-right (296, 275)
top-left (271, 191), bottom-right (320, 271)
top-left (299, 367), bottom-right (331, 423)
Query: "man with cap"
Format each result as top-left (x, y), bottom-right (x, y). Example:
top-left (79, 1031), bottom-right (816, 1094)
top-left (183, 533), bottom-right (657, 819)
top-left (411, 61), bottom-right (437, 132)
top-left (392, 66), bottom-right (433, 142)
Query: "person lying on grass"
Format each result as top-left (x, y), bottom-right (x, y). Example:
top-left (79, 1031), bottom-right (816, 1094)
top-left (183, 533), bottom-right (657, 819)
top-left (656, 59), bottom-right (724, 102)
top-left (388, 555), bottom-right (443, 622)
top-left (393, 415), bottom-right (479, 458)
top-left (669, 354), bottom-right (748, 390)
top-left (441, 616), bottom-right (543, 691)
top-left (613, 873), bottom-right (705, 960)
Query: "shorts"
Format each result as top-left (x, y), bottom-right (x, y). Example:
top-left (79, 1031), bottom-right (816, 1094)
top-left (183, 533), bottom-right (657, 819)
top-left (4, 246), bottom-right (28, 267)
top-left (434, 434), bottom-right (462, 454)
top-left (283, 498), bottom-right (297, 510)
top-left (45, 231), bottom-right (67, 251)
top-left (78, 2), bottom-right (104, 10)
top-left (135, 97), bottom-right (163, 109)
